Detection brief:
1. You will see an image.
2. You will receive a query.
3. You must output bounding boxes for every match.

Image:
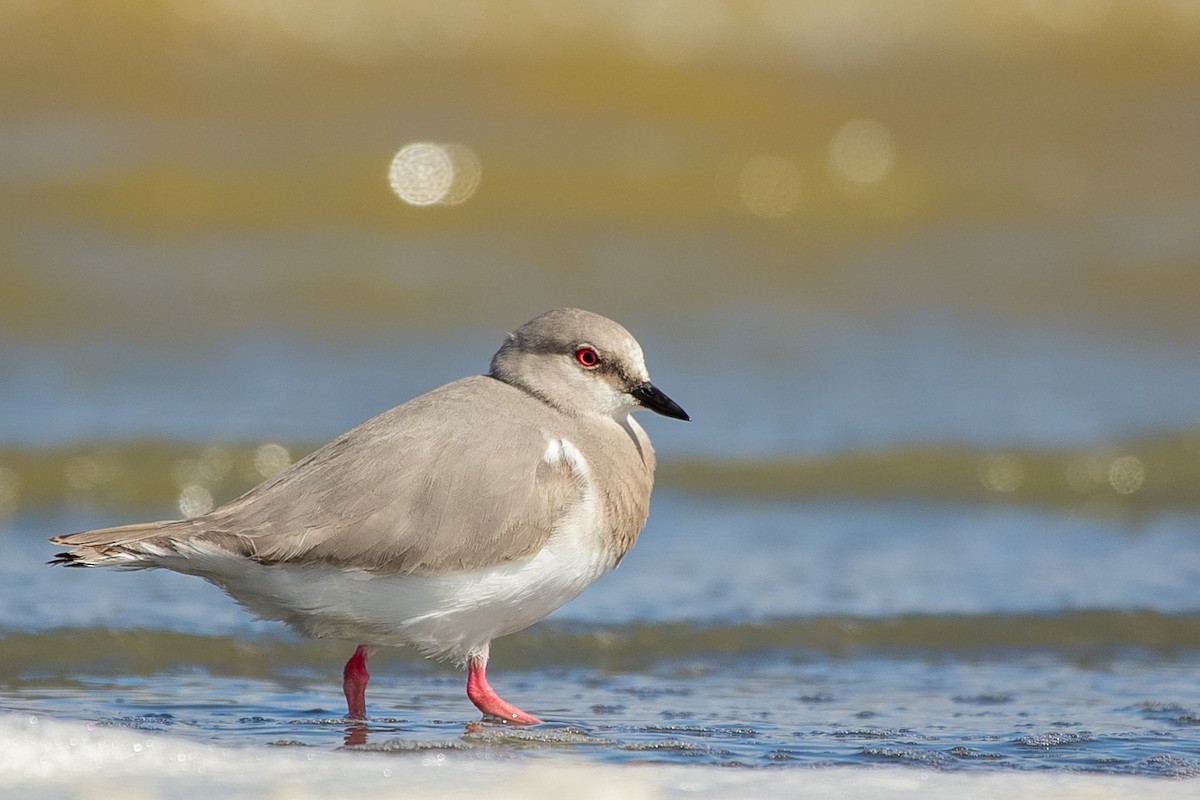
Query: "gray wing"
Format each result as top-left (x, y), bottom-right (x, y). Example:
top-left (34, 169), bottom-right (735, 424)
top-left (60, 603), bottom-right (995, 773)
top-left (163, 377), bottom-right (580, 574)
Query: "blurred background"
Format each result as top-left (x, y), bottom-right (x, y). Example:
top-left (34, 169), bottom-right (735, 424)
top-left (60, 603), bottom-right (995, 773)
top-left (2, 0), bottom-right (1200, 550)
top-left (5, 3), bottom-right (1200, 777)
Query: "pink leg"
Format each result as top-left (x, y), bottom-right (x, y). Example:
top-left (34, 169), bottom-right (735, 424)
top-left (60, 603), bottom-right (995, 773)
top-left (343, 644), bottom-right (370, 719)
top-left (466, 653), bottom-right (542, 725)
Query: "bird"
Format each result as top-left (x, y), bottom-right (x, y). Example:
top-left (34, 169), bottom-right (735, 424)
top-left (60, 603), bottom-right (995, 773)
top-left (49, 308), bottom-right (689, 725)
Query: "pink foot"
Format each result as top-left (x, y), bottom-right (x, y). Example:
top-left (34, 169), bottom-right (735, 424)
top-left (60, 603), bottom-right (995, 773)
top-left (343, 644), bottom-right (370, 719)
top-left (466, 654), bottom-right (542, 725)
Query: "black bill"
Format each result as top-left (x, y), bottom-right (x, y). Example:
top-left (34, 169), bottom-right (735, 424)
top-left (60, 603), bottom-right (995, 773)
top-left (630, 381), bottom-right (690, 421)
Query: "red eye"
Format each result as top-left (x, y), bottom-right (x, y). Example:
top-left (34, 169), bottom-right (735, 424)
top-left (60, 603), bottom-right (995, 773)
top-left (575, 347), bottom-right (600, 368)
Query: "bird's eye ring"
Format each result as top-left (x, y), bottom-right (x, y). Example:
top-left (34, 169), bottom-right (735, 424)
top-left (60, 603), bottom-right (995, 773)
top-left (575, 347), bottom-right (600, 368)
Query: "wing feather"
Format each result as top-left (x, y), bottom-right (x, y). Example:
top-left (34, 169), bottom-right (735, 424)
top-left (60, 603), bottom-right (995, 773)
top-left (200, 375), bottom-right (583, 573)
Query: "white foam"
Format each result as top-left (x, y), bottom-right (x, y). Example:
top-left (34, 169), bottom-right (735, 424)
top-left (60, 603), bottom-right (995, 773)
top-left (2, 714), bottom-right (1191, 800)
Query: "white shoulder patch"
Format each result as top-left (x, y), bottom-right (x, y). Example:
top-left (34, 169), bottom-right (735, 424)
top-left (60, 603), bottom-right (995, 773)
top-left (543, 436), bottom-right (591, 478)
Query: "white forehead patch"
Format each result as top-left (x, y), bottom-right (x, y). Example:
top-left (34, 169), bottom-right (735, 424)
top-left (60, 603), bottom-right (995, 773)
top-left (617, 333), bottom-right (649, 381)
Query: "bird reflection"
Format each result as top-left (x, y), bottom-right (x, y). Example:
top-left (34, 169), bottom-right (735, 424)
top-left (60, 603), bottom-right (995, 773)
top-left (343, 722), bottom-right (369, 747)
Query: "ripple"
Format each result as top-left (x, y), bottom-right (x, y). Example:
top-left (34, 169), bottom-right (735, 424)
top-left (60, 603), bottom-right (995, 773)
top-left (1015, 731), bottom-right (1095, 748)
top-left (1138, 754), bottom-right (1200, 778)
top-left (832, 728), bottom-right (916, 740)
top-left (953, 694), bottom-right (1013, 705)
top-left (948, 746), bottom-right (1005, 760)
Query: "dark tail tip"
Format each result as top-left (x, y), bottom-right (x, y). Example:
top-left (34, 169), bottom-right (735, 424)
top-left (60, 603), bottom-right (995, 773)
top-left (47, 551), bottom-right (88, 567)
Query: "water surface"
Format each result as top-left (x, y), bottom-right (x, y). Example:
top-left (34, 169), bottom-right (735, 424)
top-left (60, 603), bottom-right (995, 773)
top-left (3, 2), bottom-right (1200, 796)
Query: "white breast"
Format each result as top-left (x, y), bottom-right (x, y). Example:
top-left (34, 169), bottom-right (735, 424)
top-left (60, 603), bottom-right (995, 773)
top-left (166, 436), bottom-right (614, 663)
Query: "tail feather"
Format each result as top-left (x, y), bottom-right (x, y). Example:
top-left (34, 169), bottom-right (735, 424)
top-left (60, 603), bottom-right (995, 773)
top-left (48, 520), bottom-right (201, 568)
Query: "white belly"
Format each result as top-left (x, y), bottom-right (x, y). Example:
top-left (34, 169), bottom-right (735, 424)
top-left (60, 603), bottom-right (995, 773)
top-left (161, 437), bottom-right (615, 662)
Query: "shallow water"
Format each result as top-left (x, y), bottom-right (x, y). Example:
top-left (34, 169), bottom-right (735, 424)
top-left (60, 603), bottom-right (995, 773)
top-left (5, 494), bottom-right (1200, 781)
top-left (6, 646), bottom-right (1200, 775)
top-left (5, 338), bottom-right (1200, 788)
top-left (4, 1), bottom-right (1200, 795)
top-left (7, 310), bottom-right (1200, 456)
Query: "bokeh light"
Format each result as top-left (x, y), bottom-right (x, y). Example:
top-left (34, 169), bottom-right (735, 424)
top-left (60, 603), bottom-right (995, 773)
top-left (978, 454), bottom-right (1025, 493)
top-left (388, 142), bottom-right (481, 207)
top-left (253, 443), bottom-right (292, 479)
top-left (439, 143), bottom-right (483, 206)
top-left (171, 447), bottom-right (231, 487)
top-left (828, 119), bottom-right (896, 191)
top-left (178, 483), bottom-right (214, 518)
top-left (1066, 452), bottom-right (1147, 495)
top-left (197, 446), bottom-right (233, 483)
top-left (1107, 455), bottom-right (1145, 495)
